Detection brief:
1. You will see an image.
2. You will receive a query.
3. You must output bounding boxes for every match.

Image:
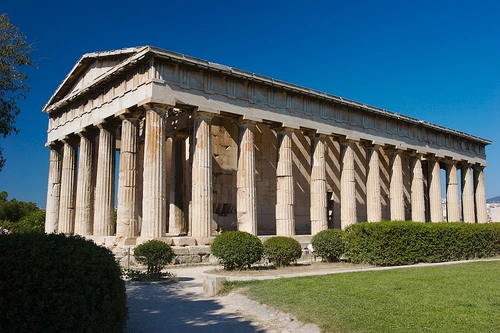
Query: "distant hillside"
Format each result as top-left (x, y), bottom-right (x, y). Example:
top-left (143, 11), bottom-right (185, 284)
top-left (487, 196), bottom-right (500, 203)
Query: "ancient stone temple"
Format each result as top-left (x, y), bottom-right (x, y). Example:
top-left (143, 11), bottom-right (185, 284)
top-left (44, 46), bottom-right (491, 244)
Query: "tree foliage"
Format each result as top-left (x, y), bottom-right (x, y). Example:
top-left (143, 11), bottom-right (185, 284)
top-left (0, 13), bottom-right (33, 171)
top-left (0, 191), bottom-right (44, 233)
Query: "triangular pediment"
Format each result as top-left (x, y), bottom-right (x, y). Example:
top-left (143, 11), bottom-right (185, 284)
top-left (43, 46), bottom-right (148, 112)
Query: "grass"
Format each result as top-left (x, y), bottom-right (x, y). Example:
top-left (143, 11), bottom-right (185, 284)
top-left (232, 260), bottom-right (500, 332)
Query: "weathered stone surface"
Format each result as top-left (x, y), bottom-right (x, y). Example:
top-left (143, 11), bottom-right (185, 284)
top-left (116, 117), bottom-right (139, 237)
top-left (58, 140), bottom-right (77, 234)
top-left (44, 47), bottom-right (491, 242)
top-left (45, 144), bottom-right (62, 233)
top-left (93, 124), bottom-right (115, 236)
top-left (141, 108), bottom-right (167, 237)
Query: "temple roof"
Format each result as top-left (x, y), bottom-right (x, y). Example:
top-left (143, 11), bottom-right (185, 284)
top-left (43, 46), bottom-right (491, 146)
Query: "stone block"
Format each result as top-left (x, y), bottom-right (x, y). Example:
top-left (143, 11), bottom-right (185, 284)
top-left (136, 237), bottom-right (173, 245)
top-left (196, 237), bottom-right (215, 245)
top-left (171, 237), bottom-right (197, 246)
top-left (203, 273), bottom-right (227, 296)
top-left (172, 246), bottom-right (190, 255)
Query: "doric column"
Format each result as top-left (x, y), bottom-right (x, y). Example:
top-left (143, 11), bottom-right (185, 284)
top-left (93, 122), bottom-right (116, 236)
top-left (191, 112), bottom-right (214, 238)
top-left (45, 142), bottom-right (62, 233)
top-left (445, 161), bottom-right (461, 222)
top-left (310, 135), bottom-right (327, 235)
top-left (58, 138), bottom-right (77, 234)
top-left (169, 134), bottom-right (187, 235)
top-left (116, 116), bottom-right (139, 237)
top-left (141, 107), bottom-right (167, 237)
top-left (428, 156), bottom-right (443, 222)
top-left (366, 146), bottom-right (381, 222)
top-left (74, 131), bottom-right (95, 236)
top-left (390, 150), bottom-right (405, 221)
top-left (340, 141), bottom-right (356, 229)
top-left (461, 164), bottom-right (475, 223)
top-left (237, 121), bottom-right (257, 235)
top-left (410, 154), bottom-right (426, 222)
top-left (276, 128), bottom-right (295, 236)
top-left (474, 166), bottom-right (488, 223)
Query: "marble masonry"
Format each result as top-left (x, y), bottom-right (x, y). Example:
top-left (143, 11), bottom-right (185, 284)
top-left (43, 46), bottom-right (491, 246)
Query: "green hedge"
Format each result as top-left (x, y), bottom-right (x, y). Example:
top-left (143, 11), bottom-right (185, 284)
top-left (211, 231), bottom-right (264, 270)
top-left (311, 229), bottom-right (345, 262)
top-left (263, 236), bottom-right (302, 267)
top-left (0, 233), bottom-right (127, 332)
top-left (344, 221), bottom-right (500, 266)
top-left (134, 239), bottom-right (175, 278)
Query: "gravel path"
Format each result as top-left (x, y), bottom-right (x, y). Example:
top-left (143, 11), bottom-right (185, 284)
top-left (125, 265), bottom-right (320, 333)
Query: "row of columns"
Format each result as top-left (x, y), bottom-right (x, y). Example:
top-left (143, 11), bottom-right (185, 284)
top-left (45, 107), bottom-right (489, 239)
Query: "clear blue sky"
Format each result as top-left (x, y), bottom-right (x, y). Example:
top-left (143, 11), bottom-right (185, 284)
top-left (1, 0), bottom-right (499, 207)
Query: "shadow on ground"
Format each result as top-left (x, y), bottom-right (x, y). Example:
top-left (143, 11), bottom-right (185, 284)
top-left (125, 279), bottom-right (265, 333)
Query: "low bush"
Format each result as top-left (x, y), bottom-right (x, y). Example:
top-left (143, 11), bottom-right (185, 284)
top-left (263, 236), bottom-right (302, 267)
top-left (344, 221), bottom-right (500, 266)
top-left (311, 229), bottom-right (345, 262)
top-left (133, 239), bottom-right (175, 279)
top-left (0, 233), bottom-right (127, 333)
top-left (211, 231), bottom-right (264, 270)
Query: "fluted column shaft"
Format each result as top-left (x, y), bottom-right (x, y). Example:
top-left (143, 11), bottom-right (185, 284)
top-left (141, 109), bottom-right (167, 237)
top-left (45, 144), bottom-right (62, 233)
top-left (410, 155), bottom-right (426, 222)
top-left (461, 165), bottom-right (475, 223)
top-left (474, 166), bottom-right (488, 223)
top-left (366, 146), bottom-right (381, 222)
top-left (446, 162), bottom-right (461, 222)
top-left (428, 158), bottom-right (443, 222)
top-left (340, 141), bottom-right (356, 229)
top-left (390, 151), bottom-right (405, 221)
top-left (58, 140), bottom-right (77, 234)
top-left (93, 124), bottom-right (116, 236)
top-left (116, 117), bottom-right (139, 237)
top-left (191, 113), bottom-right (213, 238)
top-left (276, 129), bottom-right (295, 236)
top-left (310, 136), bottom-right (327, 235)
top-left (169, 135), bottom-right (187, 235)
top-left (237, 122), bottom-right (257, 235)
top-left (74, 132), bottom-right (94, 235)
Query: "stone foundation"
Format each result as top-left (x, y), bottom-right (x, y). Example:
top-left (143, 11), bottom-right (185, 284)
top-left (89, 235), bottom-right (314, 269)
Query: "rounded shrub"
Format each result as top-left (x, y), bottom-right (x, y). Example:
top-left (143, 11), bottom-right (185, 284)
top-left (311, 228), bottom-right (345, 262)
top-left (263, 236), bottom-right (302, 267)
top-left (211, 231), bottom-right (264, 270)
top-left (0, 232), bottom-right (127, 333)
top-left (133, 239), bottom-right (175, 277)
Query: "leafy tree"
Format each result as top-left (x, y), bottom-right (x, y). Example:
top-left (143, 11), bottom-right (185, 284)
top-left (0, 13), bottom-right (33, 171)
top-left (0, 191), bottom-right (44, 233)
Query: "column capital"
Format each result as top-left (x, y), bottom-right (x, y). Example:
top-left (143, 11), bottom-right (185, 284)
top-left (274, 126), bottom-right (296, 134)
top-left (306, 131), bottom-right (328, 140)
top-left (142, 103), bottom-right (170, 113)
top-left (441, 158), bottom-right (459, 167)
top-left (339, 138), bottom-right (356, 147)
top-left (236, 118), bottom-right (257, 127)
top-left (46, 140), bottom-right (63, 150)
top-left (383, 145), bottom-right (404, 156)
top-left (77, 127), bottom-right (99, 139)
top-left (473, 164), bottom-right (485, 172)
top-left (61, 135), bottom-right (79, 147)
top-left (94, 118), bottom-right (119, 132)
top-left (193, 110), bottom-right (216, 120)
top-left (116, 108), bottom-right (143, 121)
top-left (358, 140), bottom-right (381, 150)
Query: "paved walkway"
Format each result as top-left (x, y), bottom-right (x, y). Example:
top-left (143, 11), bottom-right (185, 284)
top-left (125, 264), bottom-right (320, 332)
top-left (125, 259), bottom-right (500, 332)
